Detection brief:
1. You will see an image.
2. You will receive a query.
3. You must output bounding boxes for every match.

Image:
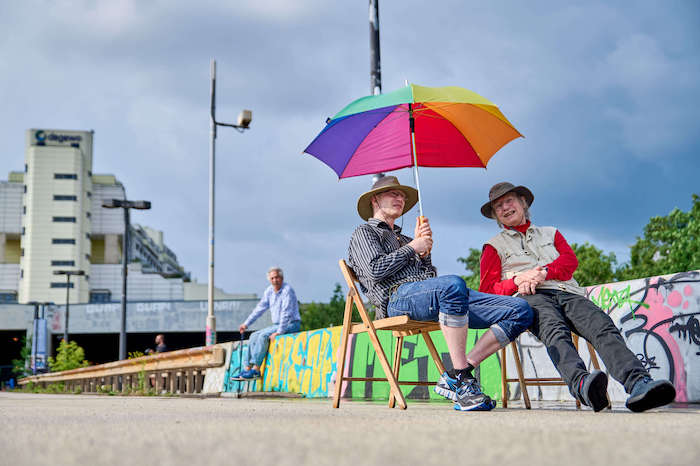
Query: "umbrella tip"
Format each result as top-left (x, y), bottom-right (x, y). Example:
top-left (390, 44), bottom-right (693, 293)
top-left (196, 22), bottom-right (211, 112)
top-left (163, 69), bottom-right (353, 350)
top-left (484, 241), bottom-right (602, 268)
top-left (372, 173), bottom-right (386, 185)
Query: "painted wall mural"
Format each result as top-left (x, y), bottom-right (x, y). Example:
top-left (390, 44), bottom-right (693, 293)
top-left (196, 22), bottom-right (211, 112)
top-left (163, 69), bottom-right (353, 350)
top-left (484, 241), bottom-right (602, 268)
top-left (216, 270), bottom-right (699, 403)
top-left (503, 270), bottom-right (700, 403)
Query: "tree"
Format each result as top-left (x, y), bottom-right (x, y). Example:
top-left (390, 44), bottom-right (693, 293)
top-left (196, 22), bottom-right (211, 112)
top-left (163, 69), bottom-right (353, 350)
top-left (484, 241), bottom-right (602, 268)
top-left (457, 248), bottom-right (482, 290)
top-left (617, 194), bottom-right (700, 281)
top-left (48, 340), bottom-right (89, 372)
top-left (570, 242), bottom-right (617, 286)
top-left (300, 283), bottom-right (369, 331)
top-left (11, 335), bottom-right (31, 377)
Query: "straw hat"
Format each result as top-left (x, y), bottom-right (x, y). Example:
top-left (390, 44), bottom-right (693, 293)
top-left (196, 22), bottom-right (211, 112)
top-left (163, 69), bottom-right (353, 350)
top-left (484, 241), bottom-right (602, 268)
top-left (357, 176), bottom-right (418, 221)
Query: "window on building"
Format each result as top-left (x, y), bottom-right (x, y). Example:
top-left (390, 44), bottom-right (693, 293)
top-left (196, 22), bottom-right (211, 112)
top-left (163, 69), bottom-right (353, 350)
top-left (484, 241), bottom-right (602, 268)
top-left (0, 292), bottom-right (18, 304)
top-left (22, 227), bottom-right (25, 236)
top-left (86, 212), bottom-right (91, 218)
top-left (20, 269), bottom-right (23, 279)
top-left (54, 174), bottom-right (78, 180)
top-left (88, 170), bottom-right (92, 176)
top-left (52, 239), bottom-right (76, 245)
top-left (50, 282), bottom-right (74, 289)
top-left (23, 206), bottom-right (26, 214)
top-left (87, 191), bottom-right (92, 198)
top-left (86, 233), bottom-right (91, 240)
top-left (23, 185), bottom-right (27, 193)
top-left (86, 254), bottom-right (91, 261)
top-left (21, 248), bottom-right (24, 257)
top-left (89, 290), bottom-right (111, 303)
top-left (51, 260), bottom-right (75, 266)
top-left (53, 216), bottom-right (76, 223)
top-left (53, 195), bottom-right (77, 201)
top-left (25, 164), bottom-right (28, 173)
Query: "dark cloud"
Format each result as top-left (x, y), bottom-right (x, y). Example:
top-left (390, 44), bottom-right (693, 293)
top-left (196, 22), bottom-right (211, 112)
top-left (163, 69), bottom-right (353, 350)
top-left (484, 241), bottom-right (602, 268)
top-left (1, 1), bottom-right (698, 301)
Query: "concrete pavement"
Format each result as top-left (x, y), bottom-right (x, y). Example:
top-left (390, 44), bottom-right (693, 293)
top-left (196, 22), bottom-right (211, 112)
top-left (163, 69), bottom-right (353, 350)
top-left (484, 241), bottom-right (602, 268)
top-left (1, 392), bottom-right (698, 466)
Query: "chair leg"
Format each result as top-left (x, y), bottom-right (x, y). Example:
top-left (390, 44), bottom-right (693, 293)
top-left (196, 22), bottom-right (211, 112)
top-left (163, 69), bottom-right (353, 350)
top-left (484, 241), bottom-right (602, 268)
top-left (388, 336), bottom-right (403, 408)
top-left (333, 293), bottom-right (355, 408)
top-left (511, 339), bottom-right (531, 409)
top-left (570, 334), bottom-right (582, 409)
top-left (422, 331), bottom-right (446, 374)
top-left (500, 347), bottom-right (508, 409)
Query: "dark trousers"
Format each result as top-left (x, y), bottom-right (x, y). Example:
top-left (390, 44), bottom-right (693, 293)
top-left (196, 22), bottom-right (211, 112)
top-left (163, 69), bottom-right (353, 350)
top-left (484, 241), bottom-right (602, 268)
top-left (523, 289), bottom-right (647, 398)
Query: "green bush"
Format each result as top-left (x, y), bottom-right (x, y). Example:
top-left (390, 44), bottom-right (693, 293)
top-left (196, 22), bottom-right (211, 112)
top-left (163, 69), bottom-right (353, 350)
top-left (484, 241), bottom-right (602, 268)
top-left (48, 340), bottom-right (89, 372)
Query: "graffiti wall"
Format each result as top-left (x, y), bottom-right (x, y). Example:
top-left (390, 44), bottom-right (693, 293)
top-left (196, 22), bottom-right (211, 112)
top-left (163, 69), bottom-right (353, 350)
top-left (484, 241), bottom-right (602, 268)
top-left (213, 270), bottom-right (699, 403)
top-left (220, 326), bottom-right (500, 400)
top-left (504, 270), bottom-right (700, 403)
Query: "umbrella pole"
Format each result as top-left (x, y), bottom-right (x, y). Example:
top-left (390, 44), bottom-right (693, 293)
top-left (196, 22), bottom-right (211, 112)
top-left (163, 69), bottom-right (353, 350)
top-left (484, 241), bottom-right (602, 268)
top-left (411, 131), bottom-right (424, 218)
top-left (408, 103), bottom-right (424, 218)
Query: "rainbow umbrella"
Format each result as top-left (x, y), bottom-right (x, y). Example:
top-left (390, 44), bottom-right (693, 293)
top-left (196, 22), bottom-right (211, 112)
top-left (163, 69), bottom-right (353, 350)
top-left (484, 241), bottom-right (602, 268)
top-left (303, 83), bottom-right (522, 216)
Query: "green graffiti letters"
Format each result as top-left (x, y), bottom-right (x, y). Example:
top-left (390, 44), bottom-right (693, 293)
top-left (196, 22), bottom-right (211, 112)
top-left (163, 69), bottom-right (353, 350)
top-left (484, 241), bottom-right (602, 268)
top-left (591, 285), bottom-right (649, 317)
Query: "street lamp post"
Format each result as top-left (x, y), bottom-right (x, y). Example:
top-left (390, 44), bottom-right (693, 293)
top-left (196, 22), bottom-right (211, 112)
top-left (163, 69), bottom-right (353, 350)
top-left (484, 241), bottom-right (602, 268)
top-left (207, 59), bottom-right (252, 345)
top-left (102, 198), bottom-right (151, 360)
top-left (53, 270), bottom-right (85, 342)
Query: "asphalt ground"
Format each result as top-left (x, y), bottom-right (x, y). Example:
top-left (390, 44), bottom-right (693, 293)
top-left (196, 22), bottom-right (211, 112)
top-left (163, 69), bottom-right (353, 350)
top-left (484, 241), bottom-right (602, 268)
top-left (1, 392), bottom-right (698, 466)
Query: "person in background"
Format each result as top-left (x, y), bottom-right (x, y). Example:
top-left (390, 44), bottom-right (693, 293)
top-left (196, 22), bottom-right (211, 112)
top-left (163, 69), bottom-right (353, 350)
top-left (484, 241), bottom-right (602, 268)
top-left (234, 267), bottom-right (301, 379)
top-left (146, 334), bottom-right (168, 354)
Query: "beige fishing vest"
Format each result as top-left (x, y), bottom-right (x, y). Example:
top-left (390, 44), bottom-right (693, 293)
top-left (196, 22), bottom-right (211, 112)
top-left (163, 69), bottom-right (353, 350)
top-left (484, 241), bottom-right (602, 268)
top-left (486, 225), bottom-right (585, 296)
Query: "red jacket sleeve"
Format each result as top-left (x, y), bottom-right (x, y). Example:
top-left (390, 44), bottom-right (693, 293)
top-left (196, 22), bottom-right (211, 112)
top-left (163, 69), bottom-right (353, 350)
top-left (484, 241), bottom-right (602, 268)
top-left (479, 244), bottom-right (517, 295)
top-left (546, 230), bottom-right (578, 281)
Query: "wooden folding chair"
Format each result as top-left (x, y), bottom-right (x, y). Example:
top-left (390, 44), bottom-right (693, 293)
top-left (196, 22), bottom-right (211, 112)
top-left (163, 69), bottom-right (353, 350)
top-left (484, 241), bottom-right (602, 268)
top-left (500, 332), bottom-right (611, 409)
top-left (334, 259), bottom-right (447, 409)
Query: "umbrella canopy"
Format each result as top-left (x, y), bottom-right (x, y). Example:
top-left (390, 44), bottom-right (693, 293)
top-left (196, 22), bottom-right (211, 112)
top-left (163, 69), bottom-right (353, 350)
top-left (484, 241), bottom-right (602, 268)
top-left (304, 83), bottom-right (522, 179)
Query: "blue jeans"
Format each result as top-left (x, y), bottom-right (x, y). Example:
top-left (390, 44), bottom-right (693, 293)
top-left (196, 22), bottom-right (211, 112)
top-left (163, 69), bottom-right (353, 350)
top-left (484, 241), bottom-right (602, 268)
top-left (246, 320), bottom-right (301, 367)
top-left (387, 275), bottom-right (532, 346)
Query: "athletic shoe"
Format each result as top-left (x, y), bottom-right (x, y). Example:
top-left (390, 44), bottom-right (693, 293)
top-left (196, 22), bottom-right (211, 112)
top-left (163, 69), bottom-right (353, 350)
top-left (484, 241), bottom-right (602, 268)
top-left (453, 379), bottom-right (495, 412)
top-left (625, 377), bottom-right (676, 412)
top-left (238, 368), bottom-right (261, 379)
top-left (434, 371), bottom-right (461, 401)
top-left (579, 370), bottom-right (609, 412)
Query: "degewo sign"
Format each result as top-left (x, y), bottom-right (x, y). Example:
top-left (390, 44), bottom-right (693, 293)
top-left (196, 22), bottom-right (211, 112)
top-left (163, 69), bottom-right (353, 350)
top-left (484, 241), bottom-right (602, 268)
top-left (30, 129), bottom-right (84, 147)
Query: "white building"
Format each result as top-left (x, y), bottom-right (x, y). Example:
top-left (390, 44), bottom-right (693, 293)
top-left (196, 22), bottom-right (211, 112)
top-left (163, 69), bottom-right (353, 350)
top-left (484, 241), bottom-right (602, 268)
top-left (0, 128), bottom-right (219, 306)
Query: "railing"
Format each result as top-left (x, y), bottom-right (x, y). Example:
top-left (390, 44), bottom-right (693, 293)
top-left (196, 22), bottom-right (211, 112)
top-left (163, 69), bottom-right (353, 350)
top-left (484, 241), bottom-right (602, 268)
top-left (18, 345), bottom-right (225, 395)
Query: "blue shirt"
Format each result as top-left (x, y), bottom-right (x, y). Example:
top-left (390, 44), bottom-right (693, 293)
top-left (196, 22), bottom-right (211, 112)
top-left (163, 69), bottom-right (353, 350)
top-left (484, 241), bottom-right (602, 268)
top-left (243, 282), bottom-right (300, 334)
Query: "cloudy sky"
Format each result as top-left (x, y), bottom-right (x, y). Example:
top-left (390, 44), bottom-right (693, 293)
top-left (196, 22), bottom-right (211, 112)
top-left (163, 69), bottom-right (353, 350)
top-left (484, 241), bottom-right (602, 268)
top-left (1, 1), bottom-right (698, 302)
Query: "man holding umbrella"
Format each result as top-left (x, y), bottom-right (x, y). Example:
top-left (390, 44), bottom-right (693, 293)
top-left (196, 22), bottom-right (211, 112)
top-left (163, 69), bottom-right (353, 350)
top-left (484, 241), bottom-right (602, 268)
top-left (478, 181), bottom-right (676, 412)
top-left (348, 176), bottom-right (533, 412)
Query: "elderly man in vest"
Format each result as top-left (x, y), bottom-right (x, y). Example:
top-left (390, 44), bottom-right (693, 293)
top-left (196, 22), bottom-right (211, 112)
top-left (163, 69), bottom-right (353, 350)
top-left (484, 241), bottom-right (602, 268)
top-left (479, 182), bottom-right (676, 412)
top-left (348, 176), bottom-right (533, 412)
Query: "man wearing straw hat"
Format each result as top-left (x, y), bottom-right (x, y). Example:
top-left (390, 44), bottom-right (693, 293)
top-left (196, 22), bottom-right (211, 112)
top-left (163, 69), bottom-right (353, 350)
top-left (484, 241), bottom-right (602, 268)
top-left (479, 181), bottom-right (676, 412)
top-left (348, 175), bottom-right (533, 412)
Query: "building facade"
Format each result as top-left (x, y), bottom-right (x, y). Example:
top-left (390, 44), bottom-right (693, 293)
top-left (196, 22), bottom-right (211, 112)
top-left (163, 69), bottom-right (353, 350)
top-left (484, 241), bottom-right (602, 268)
top-left (0, 129), bottom-right (193, 305)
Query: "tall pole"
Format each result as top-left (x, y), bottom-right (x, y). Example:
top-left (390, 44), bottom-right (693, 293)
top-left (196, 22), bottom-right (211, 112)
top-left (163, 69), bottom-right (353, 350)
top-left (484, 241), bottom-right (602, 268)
top-left (206, 59), bottom-right (217, 345)
top-left (369, 0), bottom-right (382, 96)
top-left (119, 207), bottom-right (129, 360)
top-left (63, 274), bottom-right (70, 342)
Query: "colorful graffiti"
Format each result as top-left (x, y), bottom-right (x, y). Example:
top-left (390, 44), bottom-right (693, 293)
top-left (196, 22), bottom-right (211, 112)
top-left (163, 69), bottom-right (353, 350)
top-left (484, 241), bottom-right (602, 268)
top-left (220, 325), bottom-right (500, 401)
top-left (214, 270), bottom-right (700, 403)
top-left (586, 271), bottom-right (700, 402)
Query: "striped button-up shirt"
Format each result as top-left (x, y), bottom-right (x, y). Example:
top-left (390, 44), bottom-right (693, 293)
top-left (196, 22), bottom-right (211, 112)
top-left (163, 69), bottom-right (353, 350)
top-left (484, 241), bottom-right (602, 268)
top-left (348, 218), bottom-right (437, 319)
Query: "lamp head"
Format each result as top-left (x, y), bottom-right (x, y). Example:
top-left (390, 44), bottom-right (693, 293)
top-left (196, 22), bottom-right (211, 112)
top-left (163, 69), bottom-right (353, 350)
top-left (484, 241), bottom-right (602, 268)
top-left (237, 109), bottom-right (252, 128)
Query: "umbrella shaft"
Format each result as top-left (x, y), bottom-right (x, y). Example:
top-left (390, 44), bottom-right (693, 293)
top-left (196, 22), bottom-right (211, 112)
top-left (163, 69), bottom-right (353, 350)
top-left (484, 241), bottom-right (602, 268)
top-left (411, 129), bottom-right (424, 218)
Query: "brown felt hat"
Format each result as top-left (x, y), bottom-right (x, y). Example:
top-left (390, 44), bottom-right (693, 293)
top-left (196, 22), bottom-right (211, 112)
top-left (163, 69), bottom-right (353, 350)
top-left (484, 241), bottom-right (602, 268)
top-left (480, 182), bottom-right (534, 219)
top-left (357, 176), bottom-right (418, 221)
